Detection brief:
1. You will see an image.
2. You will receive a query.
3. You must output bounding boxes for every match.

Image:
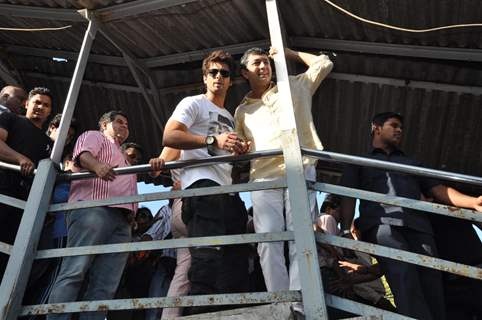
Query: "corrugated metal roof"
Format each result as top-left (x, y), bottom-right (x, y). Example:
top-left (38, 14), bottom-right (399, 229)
top-left (0, 0), bottom-right (481, 190)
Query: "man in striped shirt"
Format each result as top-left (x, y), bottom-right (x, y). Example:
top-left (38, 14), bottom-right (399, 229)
top-left (47, 110), bottom-right (164, 320)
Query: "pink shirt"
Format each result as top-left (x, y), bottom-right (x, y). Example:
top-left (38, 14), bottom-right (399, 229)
top-left (68, 130), bottom-right (138, 214)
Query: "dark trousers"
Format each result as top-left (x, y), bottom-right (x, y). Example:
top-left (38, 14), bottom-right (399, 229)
top-left (182, 179), bottom-right (249, 313)
top-left (365, 224), bottom-right (446, 320)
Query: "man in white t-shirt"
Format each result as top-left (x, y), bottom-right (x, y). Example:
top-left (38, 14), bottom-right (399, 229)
top-left (162, 50), bottom-right (250, 314)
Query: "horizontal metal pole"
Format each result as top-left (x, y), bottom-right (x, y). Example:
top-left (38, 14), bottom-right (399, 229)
top-left (0, 194), bottom-right (26, 210)
top-left (0, 241), bottom-right (12, 256)
top-left (20, 291), bottom-right (301, 315)
top-left (292, 37), bottom-right (482, 63)
top-left (48, 179), bottom-right (286, 212)
top-left (96, 0), bottom-right (199, 22)
top-left (310, 182), bottom-right (482, 223)
top-left (316, 233), bottom-right (482, 280)
top-left (36, 231), bottom-right (293, 259)
top-left (59, 149), bottom-right (282, 181)
top-left (325, 295), bottom-right (414, 320)
top-left (0, 4), bottom-right (83, 21)
top-left (303, 148), bottom-right (482, 187)
top-left (0, 160), bottom-right (31, 175)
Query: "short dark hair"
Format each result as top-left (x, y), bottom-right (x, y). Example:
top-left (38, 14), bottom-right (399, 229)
top-left (48, 113), bottom-right (78, 135)
top-left (320, 194), bottom-right (341, 213)
top-left (240, 47), bottom-right (268, 70)
top-left (121, 142), bottom-right (144, 154)
top-left (202, 50), bottom-right (235, 76)
top-left (98, 110), bottom-right (128, 131)
top-left (371, 112), bottom-right (403, 128)
top-left (137, 207), bottom-right (153, 221)
top-left (28, 87), bottom-right (53, 102)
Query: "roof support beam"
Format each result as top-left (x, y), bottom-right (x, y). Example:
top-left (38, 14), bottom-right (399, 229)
top-left (7, 37), bottom-right (482, 70)
top-left (95, 0), bottom-right (198, 22)
top-left (0, 4), bottom-right (83, 21)
top-left (5, 45), bottom-right (125, 66)
top-left (86, 15), bottom-right (164, 131)
top-left (24, 71), bottom-right (482, 96)
top-left (291, 37), bottom-right (482, 62)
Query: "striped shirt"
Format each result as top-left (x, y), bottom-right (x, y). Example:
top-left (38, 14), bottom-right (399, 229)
top-left (68, 130), bottom-right (138, 214)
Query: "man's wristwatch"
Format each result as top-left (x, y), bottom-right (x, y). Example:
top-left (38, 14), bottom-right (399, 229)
top-left (205, 135), bottom-right (216, 146)
top-left (206, 135), bottom-right (217, 155)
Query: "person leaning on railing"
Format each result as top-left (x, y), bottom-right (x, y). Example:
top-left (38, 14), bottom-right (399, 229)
top-left (46, 110), bottom-right (164, 320)
top-left (339, 111), bottom-right (482, 320)
top-left (161, 50), bottom-right (251, 315)
top-left (0, 87), bottom-right (53, 281)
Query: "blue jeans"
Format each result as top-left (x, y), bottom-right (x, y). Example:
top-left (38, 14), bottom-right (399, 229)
top-left (145, 260), bottom-right (174, 320)
top-left (47, 206), bottom-right (132, 320)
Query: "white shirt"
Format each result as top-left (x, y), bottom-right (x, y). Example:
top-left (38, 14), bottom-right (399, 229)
top-left (170, 94), bottom-right (235, 189)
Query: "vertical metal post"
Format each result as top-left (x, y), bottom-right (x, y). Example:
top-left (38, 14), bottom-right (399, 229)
top-left (0, 16), bottom-right (97, 319)
top-left (0, 160), bottom-right (57, 320)
top-left (51, 11), bottom-right (98, 163)
top-left (265, 0), bottom-right (328, 319)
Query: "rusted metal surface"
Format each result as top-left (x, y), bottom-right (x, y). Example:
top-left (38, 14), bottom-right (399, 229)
top-left (20, 291), bottom-right (302, 316)
top-left (35, 231), bottom-right (294, 259)
top-left (316, 233), bottom-right (482, 280)
top-left (325, 294), bottom-right (414, 320)
top-left (48, 179), bottom-right (286, 212)
top-left (310, 182), bottom-right (482, 223)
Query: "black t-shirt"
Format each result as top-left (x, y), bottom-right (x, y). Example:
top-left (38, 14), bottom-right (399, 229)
top-left (341, 148), bottom-right (440, 234)
top-left (0, 112), bottom-right (52, 198)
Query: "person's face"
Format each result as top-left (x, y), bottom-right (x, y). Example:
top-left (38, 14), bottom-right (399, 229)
top-left (203, 62), bottom-right (232, 96)
top-left (25, 94), bottom-right (52, 124)
top-left (241, 53), bottom-right (272, 88)
top-left (102, 115), bottom-right (129, 144)
top-left (374, 117), bottom-right (403, 147)
top-left (49, 125), bottom-right (76, 145)
top-left (1, 87), bottom-right (27, 114)
top-left (124, 147), bottom-right (142, 165)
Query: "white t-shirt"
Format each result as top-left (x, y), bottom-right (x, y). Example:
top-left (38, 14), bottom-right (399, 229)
top-left (170, 94), bottom-right (235, 189)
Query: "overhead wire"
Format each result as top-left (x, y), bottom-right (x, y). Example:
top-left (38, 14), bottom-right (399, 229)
top-left (321, 0), bottom-right (482, 33)
top-left (0, 25), bottom-right (72, 32)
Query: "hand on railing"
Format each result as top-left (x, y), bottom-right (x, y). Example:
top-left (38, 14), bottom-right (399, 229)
top-left (93, 162), bottom-right (117, 181)
top-left (17, 155), bottom-right (35, 176)
top-left (473, 196), bottom-right (482, 212)
top-left (148, 157), bottom-right (166, 178)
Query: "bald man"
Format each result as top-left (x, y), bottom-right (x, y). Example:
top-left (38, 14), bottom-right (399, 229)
top-left (0, 85), bottom-right (27, 115)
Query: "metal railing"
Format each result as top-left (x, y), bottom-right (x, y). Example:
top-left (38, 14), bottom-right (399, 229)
top-left (0, 0), bottom-right (480, 319)
top-left (0, 146), bottom-right (479, 319)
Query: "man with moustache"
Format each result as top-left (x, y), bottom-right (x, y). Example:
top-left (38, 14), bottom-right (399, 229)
top-left (0, 87), bottom-right (53, 279)
top-left (339, 112), bottom-right (482, 320)
top-left (162, 50), bottom-right (249, 314)
top-left (47, 111), bottom-right (164, 320)
top-left (234, 47), bottom-right (333, 316)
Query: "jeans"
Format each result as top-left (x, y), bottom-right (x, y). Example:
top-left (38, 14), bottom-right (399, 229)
top-left (145, 260), bottom-right (174, 320)
top-left (47, 207), bottom-right (132, 320)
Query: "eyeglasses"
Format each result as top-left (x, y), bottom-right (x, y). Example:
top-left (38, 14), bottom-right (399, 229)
top-left (207, 68), bottom-right (231, 78)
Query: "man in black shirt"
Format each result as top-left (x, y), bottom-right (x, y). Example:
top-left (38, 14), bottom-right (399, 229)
top-left (340, 112), bottom-right (482, 320)
top-left (0, 87), bottom-right (53, 279)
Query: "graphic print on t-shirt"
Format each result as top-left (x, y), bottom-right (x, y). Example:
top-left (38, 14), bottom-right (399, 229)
top-left (207, 111), bottom-right (234, 156)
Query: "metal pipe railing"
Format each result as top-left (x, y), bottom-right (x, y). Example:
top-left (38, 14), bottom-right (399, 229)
top-left (59, 149), bottom-right (283, 181)
top-left (302, 148), bottom-right (482, 187)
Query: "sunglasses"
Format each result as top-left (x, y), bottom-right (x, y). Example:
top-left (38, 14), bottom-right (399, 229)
top-left (207, 68), bottom-right (231, 78)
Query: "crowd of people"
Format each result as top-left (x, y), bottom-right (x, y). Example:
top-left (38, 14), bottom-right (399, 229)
top-left (0, 45), bottom-right (480, 320)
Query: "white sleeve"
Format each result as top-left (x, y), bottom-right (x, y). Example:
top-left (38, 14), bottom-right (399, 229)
top-left (170, 97), bottom-right (198, 128)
